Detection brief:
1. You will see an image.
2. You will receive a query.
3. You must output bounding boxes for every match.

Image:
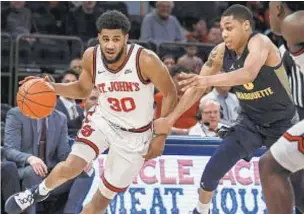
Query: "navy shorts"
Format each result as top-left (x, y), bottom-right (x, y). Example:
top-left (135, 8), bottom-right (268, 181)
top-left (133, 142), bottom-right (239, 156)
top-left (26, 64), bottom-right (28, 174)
top-left (200, 114), bottom-right (294, 191)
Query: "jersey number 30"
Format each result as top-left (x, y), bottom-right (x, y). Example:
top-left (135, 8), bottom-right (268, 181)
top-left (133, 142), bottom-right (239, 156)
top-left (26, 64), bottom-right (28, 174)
top-left (108, 97), bottom-right (136, 112)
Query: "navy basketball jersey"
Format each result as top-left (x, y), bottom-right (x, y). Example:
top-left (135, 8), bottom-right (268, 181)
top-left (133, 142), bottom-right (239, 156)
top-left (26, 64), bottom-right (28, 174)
top-left (223, 33), bottom-right (296, 125)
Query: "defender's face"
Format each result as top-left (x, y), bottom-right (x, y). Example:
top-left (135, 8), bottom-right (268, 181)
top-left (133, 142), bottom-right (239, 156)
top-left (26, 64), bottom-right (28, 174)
top-left (220, 16), bottom-right (249, 50)
top-left (269, 1), bottom-right (283, 35)
top-left (99, 29), bottom-right (128, 64)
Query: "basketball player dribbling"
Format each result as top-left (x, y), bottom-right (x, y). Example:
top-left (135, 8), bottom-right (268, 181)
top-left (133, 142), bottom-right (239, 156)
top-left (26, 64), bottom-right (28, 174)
top-left (258, 2), bottom-right (304, 214)
top-left (153, 4), bottom-right (299, 214)
top-left (5, 10), bottom-right (177, 214)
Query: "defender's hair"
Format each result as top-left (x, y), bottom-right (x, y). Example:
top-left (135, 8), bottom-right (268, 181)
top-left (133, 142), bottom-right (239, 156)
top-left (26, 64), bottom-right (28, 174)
top-left (222, 4), bottom-right (254, 27)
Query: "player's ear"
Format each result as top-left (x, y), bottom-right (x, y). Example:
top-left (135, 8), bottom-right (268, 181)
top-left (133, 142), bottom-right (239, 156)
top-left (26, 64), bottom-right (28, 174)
top-left (124, 33), bottom-right (129, 44)
top-left (243, 20), bottom-right (250, 31)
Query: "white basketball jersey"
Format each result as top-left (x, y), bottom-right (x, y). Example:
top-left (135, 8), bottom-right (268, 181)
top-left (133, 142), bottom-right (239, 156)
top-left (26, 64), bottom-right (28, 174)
top-left (92, 44), bottom-right (155, 129)
top-left (290, 49), bottom-right (304, 72)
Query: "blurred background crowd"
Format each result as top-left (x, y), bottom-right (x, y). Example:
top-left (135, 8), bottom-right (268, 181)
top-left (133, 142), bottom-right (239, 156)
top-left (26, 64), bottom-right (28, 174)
top-left (1, 1), bottom-right (302, 214)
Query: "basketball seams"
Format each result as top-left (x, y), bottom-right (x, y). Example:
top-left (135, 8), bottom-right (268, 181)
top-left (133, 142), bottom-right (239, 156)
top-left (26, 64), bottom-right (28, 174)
top-left (18, 92), bottom-right (56, 108)
top-left (20, 79), bottom-right (42, 112)
top-left (17, 79), bottom-right (56, 119)
top-left (22, 101), bottom-right (40, 118)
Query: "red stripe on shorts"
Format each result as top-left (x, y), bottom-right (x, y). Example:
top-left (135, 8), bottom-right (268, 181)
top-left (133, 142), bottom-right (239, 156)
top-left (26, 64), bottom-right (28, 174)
top-left (101, 173), bottom-right (128, 193)
top-left (75, 136), bottom-right (99, 159)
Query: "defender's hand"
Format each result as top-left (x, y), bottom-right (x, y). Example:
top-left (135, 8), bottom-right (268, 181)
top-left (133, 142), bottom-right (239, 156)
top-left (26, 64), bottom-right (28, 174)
top-left (153, 117), bottom-right (172, 135)
top-left (178, 73), bottom-right (208, 91)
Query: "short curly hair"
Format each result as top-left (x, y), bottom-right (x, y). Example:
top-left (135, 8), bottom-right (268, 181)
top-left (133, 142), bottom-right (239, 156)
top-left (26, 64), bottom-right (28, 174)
top-left (96, 10), bottom-right (131, 34)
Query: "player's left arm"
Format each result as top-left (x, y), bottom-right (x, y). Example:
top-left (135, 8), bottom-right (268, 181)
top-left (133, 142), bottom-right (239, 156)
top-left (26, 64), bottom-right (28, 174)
top-left (139, 49), bottom-right (178, 118)
top-left (139, 50), bottom-right (177, 160)
top-left (179, 35), bottom-right (270, 90)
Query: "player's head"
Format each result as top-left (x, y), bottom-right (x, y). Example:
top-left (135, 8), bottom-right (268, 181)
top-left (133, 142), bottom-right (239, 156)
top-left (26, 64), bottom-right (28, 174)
top-left (96, 10), bottom-right (131, 64)
top-left (221, 4), bottom-right (253, 50)
top-left (269, 2), bottom-right (304, 35)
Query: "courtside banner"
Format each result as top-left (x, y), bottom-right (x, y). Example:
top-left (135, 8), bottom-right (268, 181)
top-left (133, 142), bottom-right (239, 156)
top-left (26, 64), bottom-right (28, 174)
top-left (84, 154), bottom-right (267, 214)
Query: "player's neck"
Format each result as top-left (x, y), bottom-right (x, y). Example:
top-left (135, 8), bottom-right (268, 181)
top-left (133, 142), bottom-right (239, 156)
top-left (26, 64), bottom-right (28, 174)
top-left (235, 32), bottom-right (251, 56)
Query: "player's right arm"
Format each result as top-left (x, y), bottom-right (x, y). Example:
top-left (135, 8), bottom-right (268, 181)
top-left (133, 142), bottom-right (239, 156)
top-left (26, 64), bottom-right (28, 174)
top-left (166, 42), bottom-right (225, 126)
top-left (20, 48), bottom-right (95, 99)
top-left (51, 48), bottom-right (94, 99)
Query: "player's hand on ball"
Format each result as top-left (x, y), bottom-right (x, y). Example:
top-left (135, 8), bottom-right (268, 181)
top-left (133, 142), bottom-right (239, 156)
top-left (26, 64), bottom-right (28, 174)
top-left (19, 76), bottom-right (54, 88)
top-left (143, 134), bottom-right (167, 161)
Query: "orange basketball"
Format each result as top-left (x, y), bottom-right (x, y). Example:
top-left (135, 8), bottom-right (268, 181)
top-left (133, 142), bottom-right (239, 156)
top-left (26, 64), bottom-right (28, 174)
top-left (16, 79), bottom-right (57, 119)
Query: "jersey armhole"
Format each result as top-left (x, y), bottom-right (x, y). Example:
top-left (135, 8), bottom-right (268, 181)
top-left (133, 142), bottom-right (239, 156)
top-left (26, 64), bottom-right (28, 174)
top-left (92, 45), bottom-right (98, 84)
top-left (136, 48), bottom-right (151, 85)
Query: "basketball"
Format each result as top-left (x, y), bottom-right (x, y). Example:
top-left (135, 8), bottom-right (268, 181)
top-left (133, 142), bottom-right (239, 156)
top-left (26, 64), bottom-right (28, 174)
top-left (16, 78), bottom-right (57, 119)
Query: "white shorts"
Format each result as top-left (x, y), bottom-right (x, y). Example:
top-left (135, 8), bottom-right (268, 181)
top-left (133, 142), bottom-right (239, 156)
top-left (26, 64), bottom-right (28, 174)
top-left (270, 120), bottom-right (304, 173)
top-left (70, 108), bottom-right (153, 199)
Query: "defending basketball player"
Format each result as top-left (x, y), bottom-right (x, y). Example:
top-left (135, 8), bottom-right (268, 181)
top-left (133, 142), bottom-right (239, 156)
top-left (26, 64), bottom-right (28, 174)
top-left (258, 2), bottom-right (304, 214)
top-left (5, 11), bottom-right (177, 214)
top-left (153, 4), bottom-right (298, 214)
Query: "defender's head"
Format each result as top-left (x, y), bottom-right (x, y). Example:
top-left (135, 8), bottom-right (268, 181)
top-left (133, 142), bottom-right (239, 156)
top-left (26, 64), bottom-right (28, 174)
top-left (96, 10), bottom-right (131, 64)
top-left (220, 4), bottom-right (253, 50)
top-left (269, 2), bottom-right (304, 35)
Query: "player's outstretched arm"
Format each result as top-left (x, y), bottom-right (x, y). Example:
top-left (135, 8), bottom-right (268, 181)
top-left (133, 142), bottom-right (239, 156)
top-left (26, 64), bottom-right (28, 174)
top-left (140, 49), bottom-right (178, 118)
top-left (179, 35), bottom-right (270, 90)
top-left (166, 43), bottom-right (225, 126)
top-left (51, 47), bottom-right (95, 99)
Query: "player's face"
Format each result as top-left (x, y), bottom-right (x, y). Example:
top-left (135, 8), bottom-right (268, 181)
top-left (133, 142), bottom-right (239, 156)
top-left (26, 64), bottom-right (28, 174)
top-left (99, 29), bottom-right (128, 64)
top-left (268, 1), bottom-right (283, 35)
top-left (220, 16), bottom-right (250, 50)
